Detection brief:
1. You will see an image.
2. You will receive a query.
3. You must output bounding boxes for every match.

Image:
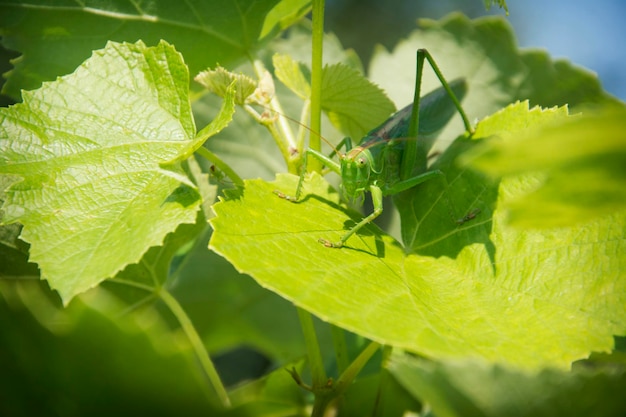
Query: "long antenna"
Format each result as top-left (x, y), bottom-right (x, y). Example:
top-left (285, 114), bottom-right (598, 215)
top-left (254, 103), bottom-right (344, 158)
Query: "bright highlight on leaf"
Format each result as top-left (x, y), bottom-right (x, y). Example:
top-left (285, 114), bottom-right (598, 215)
top-left (210, 150), bottom-right (626, 370)
top-left (0, 40), bottom-right (233, 304)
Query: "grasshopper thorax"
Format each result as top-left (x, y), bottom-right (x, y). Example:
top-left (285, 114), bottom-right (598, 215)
top-left (340, 146), bottom-right (374, 202)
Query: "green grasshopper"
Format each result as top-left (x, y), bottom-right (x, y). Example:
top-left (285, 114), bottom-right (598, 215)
top-left (276, 49), bottom-right (474, 248)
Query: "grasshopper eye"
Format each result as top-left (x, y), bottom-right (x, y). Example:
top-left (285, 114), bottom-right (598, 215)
top-left (357, 157), bottom-right (366, 166)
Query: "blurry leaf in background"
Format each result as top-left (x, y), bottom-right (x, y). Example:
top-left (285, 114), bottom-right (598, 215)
top-left (389, 353), bottom-right (626, 417)
top-left (465, 103), bottom-right (626, 228)
top-left (0, 0), bottom-right (311, 100)
top-left (260, 0), bottom-right (312, 40)
top-left (0, 280), bottom-right (216, 417)
top-left (368, 13), bottom-right (619, 153)
top-left (224, 359), bottom-right (309, 415)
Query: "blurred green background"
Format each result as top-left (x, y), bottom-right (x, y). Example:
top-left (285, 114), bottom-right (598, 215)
top-left (326, 0), bottom-right (625, 100)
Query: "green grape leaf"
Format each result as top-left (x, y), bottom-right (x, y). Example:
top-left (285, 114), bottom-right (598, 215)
top-left (272, 53), bottom-right (395, 140)
top-left (389, 354), bottom-right (626, 417)
top-left (0, 0), bottom-right (287, 99)
top-left (195, 66), bottom-right (258, 106)
top-left (259, 0), bottom-right (312, 40)
top-left (0, 40), bottom-right (234, 304)
top-left (465, 103), bottom-right (626, 228)
top-left (273, 53), bottom-right (312, 99)
top-left (210, 169), bottom-right (626, 370)
top-left (321, 63), bottom-right (396, 140)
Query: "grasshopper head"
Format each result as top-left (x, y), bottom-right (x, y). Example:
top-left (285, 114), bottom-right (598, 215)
top-left (340, 147), bottom-right (373, 202)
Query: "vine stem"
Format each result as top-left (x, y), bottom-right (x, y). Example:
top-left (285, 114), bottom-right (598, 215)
top-left (310, 341), bottom-right (381, 416)
top-left (308, 0), bottom-right (324, 171)
top-left (334, 341), bottom-right (380, 395)
top-left (249, 59), bottom-right (300, 174)
top-left (296, 306), bottom-right (327, 387)
top-left (195, 146), bottom-right (244, 188)
top-left (331, 324), bottom-right (349, 374)
top-left (159, 288), bottom-right (231, 408)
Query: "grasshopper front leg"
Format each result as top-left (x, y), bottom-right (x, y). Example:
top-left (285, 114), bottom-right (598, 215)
top-left (273, 148), bottom-right (341, 202)
top-left (318, 185), bottom-right (383, 248)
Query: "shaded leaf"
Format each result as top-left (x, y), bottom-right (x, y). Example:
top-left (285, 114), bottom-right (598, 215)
top-left (0, 223), bottom-right (39, 279)
top-left (389, 354), bottom-right (626, 417)
top-left (394, 134), bottom-right (499, 257)
top-left (0, 0), bottom-right (284, 99)
top-left (0, 280), bottom-right (216, 416)
top-left (260, 0), bottom-right (312, 40)
top-left (226, 360), bottom-right (307, 415)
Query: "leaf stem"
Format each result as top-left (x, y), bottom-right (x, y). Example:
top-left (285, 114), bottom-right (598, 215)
top-left (309, 0), bottom-right (324, 170)
top-left (330, 324), bottom-right (349, 374)
top-left (195, 146), bottom-right (244, 188)
top-left (334, 341), bottom-right (380, 396)
top-left (310, 340), bottom-right (381, 417)
top-left (372, 345), bottom-right (393, 417)
top-left (159, 288), bottom-right (231, 408)
top-left (250, 60), bottom-right (300, 174)
top-left (107, 278), bottom-right (155, 293)
top-left (296, 307), bottom-right (327, 387)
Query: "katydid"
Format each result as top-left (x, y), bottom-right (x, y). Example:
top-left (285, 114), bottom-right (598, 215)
top-left (276, 49), bottom-right (475, 248)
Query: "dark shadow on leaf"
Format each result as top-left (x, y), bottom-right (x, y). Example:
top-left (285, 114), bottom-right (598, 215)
top-left (292, 193), bottom-right (390, 258)
top-left (164, 184), bottom-right (201, 208)
top-left (394, 136), bottom-right (498, 265)
top-left (298, 192), bottom-right (347, 213)
top-left (374, 235), bottom-right (386, 258)
top-left (221, 185), bottom-right (244, 201)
